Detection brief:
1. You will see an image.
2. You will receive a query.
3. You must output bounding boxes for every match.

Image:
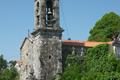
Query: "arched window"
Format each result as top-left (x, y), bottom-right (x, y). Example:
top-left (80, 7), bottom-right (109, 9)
top-left (36, 1), bottom-right (39, 14)
top-left (46, 0), bottom-right (53, 22)
top-left (36, 1), bottom-right (40, 25)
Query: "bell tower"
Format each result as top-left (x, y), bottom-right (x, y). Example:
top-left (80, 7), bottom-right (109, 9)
top-left (20, 0), bottom-right (64, 80)
top-left (34, 0), bottom-right (62, 30)
top-left (33, 0), bottom-right (64, 79)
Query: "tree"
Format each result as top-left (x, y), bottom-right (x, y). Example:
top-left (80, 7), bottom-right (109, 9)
top-left (0, 68), bottom-right (19, 80)
top-left (0, 55), bottom-right (7, 72)
top-left (81, 44), bottom-right (120, 80)
top-left (9, 60), bottom-right (17, 67)
top-left (60, 51), bottom-right (81, 80)
top-left (61, 44), bottom-right (120, 80)
top-left (0, 55), bottom-right (19, 80)
top-left (60, 64), bottom-right (81, 80)
top-left (88, 12), bottom-right (120, 42)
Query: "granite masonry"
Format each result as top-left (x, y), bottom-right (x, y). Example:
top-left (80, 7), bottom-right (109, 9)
top-left (20, 0), bottom-right (63, 80)
top-left (20, 0), bottom-right (120, 80)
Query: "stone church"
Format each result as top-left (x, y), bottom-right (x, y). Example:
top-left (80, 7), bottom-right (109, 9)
top-left (20, 0), bottom-right (63, 80)
top-left (20, 0), bottom-right (120, 80)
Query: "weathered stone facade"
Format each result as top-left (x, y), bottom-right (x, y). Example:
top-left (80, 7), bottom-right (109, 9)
top-left (20, 0), bottom-right (63, 80)
top-left (113, 34), bottom-right (120, 58)
top-left (20, 0), bottom-right (117, 80)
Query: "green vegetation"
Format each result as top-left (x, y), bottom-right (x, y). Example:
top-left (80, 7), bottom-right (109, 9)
top-left (60, 51), bottom-right (81, 80)
top-left (88, 12), bottom-right (120, 42)
top-left (0, 55), bottom-right (19, 80)
top-left (1, 12), bottom-right (120, 80)
top-left (81, 44), bottom-right (120, 80)
top-left (0, 55), bottom-right (7, 71)
top-left (48, 12), bottom-right (120, 80)
top-left (60, 12), bottom-right (120, 80)
top-left (61, 44), bottom-right (120, 80)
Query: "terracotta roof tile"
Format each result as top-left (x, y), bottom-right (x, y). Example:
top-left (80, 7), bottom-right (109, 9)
top-left (63, 40), bottom-right (112, 47)
top-left (83, 41), bottom-right (112, 47)
top-left (62, 40), bottom-right (83, 46)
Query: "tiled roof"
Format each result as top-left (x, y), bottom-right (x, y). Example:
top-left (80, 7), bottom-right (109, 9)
top-left (83, 41), bottom-right (112, 47)
top-left (63, 40), bottom-right (112, 47)
top-left (62, 40), bottom-right (83, 46)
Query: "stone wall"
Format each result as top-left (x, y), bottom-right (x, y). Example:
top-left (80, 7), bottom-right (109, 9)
top-left (20, 38), bottom-right (33, 80)
top-left (62, 44), bottom-right (85, 71)
top-left (20, 30), bottom-right (63, 80)
top-left (33, 36), bottom-right (62, 80)
top-left (20, 0), bottom-right (63, 79)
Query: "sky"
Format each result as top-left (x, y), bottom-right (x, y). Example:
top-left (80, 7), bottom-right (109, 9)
top-left (0, 0), bottom-right (120, 60)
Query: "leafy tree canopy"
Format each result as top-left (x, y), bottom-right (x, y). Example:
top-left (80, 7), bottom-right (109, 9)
top-left (0, 55), bottom-right (19, 80)
top-left (81, 44), bottom-right (120, 80)
top-left (60, 51), bottom-right (81, 80)
top-left (0, 68), bottom-right (19, 80)
top-left (88, 12), bottom-right (120, 42)
top-left (0, 55), bottom-right (7, 71)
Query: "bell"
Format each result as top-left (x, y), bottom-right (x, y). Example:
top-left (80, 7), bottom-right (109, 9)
top-left (48, 8), bottom-right (52, 14)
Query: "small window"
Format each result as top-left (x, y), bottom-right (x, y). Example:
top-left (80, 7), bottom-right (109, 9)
top-left (26, 53), bottom-right (28, 56)
top-left (36, 2), bottom-right (39, 14)
top-left (37, 2), bottom-right (39, 7)
top-left (36, 15), bottom-right (40, 25)
top-left (49, 55), bottom-right (52, 59)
